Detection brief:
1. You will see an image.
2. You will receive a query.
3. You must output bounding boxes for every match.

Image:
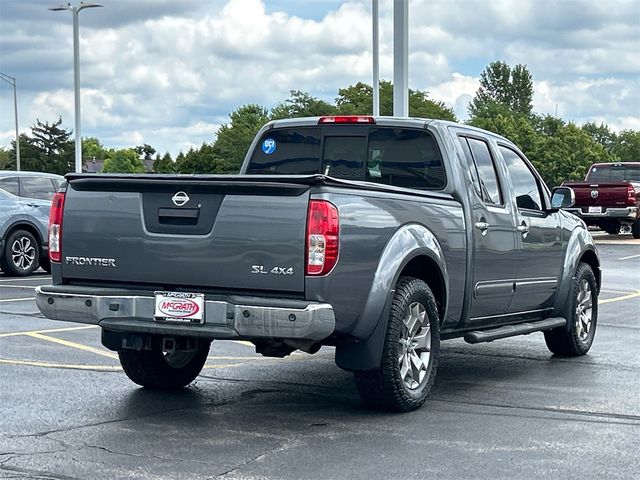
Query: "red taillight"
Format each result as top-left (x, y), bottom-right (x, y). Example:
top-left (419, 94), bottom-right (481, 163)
top-left (49, 192), bottom-right (65, 262)
top-left (318, 116), bottom-right (375, 124)
top-left (306, 200), bottom-right (339, 276)
top-left (627, 184), bottom-right (636, 206)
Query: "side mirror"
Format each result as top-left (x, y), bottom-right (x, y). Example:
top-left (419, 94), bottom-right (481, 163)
top-left (550, 186), bottom-right (575, 209)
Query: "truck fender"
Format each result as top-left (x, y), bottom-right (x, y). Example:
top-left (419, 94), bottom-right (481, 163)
top-left (335, 223), bottom-right (448, 371)
top-left (552, 226), bottom-right (600, 326)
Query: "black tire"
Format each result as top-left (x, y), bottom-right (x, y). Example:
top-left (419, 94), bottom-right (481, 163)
top-left (544, 263), bottom-right (598, 356)
top-left (118, 337), bottom-right (211, 389)
top-left (0, 229), bottom-right (40, 276)
top-left (632, 219), bottom-right (640, 239)
top-left (354, 277), bottom-right (440, 412)
top-left (39, 257), bottom-right (51, 274)
top-left (603, 224), bottom-right (620, 235)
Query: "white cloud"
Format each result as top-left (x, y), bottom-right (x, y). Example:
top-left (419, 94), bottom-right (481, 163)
top-left (0, 0), bottom-right (638, 158)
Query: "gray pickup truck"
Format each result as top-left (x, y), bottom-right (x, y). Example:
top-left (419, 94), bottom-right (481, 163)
top-left (36, 116), bottom-right (600, 412)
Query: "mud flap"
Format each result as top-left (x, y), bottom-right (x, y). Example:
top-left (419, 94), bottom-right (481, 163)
top-left (334, 289), bottom-right (395, 371)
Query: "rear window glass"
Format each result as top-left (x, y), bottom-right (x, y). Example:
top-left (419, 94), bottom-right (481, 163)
top-left (588, 165), bottom-right (640, 182)
top-left (247, 126), bottom-right (446, 190)
top-left (246, 128), bottom-right (321, 175)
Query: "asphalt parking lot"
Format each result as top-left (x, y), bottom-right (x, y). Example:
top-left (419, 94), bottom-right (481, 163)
top-left (0, 234), bottom-right (639, 480)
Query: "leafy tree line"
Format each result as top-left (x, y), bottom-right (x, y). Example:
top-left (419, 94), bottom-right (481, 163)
top-left (2, 69), bottom-right (638, 188)
top-left (467, 61), bottom-right (639, 187)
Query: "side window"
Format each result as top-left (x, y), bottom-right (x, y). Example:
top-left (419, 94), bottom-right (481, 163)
top-left (499, 146), bottom-right (542, 211)
top-left (0, 177), bottom-right (19, 196)
top-left (19, 177), bottom-right (57, 200)
top-left (466, 137), bottom-right (502, 205)
top-left (367, 128), bottom-right (446, 190)
top-left (457, 137), bottom-right (482, 197)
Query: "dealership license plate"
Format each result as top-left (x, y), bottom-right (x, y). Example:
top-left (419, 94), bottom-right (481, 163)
top-left (588, 206), bottom-right (602, 213)
top-left (154, 292), bottom-right (205, 324)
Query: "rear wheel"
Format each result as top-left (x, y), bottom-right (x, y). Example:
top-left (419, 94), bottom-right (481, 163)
top-left (544, 263), bottom-right (598, 356)
top-left (0, 229), bottom-right (40, 276)
top-left (354, 277), bottom-right (440, 412)
top-left (39, 257), bottom-right (51, 274)
top-left (603, 223), bottom-right (620, 235)
top-left (119, 337), bottom-right (211, 388)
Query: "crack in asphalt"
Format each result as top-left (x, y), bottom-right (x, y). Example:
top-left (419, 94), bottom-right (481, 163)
top-left (429, 398), bottom-right (640, 426)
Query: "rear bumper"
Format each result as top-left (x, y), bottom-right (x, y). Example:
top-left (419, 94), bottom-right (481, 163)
top-left (35, 285), bottom-right (335, 341)
top-left (565, 206), bottom-right (637, 221)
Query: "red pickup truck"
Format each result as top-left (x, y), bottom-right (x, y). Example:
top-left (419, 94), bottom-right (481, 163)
top-left (563, 162), bottom-right (640, 238)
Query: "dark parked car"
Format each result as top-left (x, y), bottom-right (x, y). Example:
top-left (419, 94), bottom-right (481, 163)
top-left (0, 171), bottom-right (64, 276)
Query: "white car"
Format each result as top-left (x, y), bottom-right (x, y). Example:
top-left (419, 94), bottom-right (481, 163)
top-left (0, 171), bottom-right (64, 276)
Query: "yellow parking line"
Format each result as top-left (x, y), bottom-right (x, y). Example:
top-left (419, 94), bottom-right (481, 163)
top-left (0, 325), bottom-right (98, 338)
top-left (0, 297), bottom-right (33, 303)
top-left (25, 332), bottom-right (118, 359)
top-left (601, 289), bottom-right (637, 295)
top-left (233, 340), bottom-right (254, 347)
top-left (600, 291), bottom-right (640, 305)
top-left (0, 358), bottom-right (121, 371)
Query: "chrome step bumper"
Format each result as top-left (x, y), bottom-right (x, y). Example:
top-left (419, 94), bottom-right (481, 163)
top-left (35, 286), bottom-right (335, 341)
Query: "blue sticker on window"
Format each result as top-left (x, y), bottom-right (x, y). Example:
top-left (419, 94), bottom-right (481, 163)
top-left (262, 138), bottom-right (276, 155)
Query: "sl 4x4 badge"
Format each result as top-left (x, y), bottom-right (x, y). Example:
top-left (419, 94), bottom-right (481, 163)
top-left (251, 265), bottom-right (294, 276)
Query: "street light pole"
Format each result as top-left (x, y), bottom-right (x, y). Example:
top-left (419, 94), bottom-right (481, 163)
top-left (0, 72), bottom-right (20, 171)
top-left (49, 2), bottom-right (102, 174)
top-left (372, 0), bottom-right (379, 116)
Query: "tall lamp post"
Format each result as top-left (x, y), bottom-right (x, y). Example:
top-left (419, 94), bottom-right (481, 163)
top-left (0, 72), bottom-right (20, 171)
top-left (49, 2), bottom-right (102, 174)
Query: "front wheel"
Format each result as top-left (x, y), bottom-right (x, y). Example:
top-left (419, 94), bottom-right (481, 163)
top-left (119, 337), bottom-right (211, 388)
top-left (544, 263), bottom-right (598, 356)
top-left (354, 277), bottom-right (440, 412)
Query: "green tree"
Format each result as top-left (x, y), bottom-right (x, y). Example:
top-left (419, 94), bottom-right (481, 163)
top-left (23, 118), bottom-right (74, 174)
top-left (0, 148), bottom-right (14, 170)
top-left (134, 143), bottom-right (157, 161)
top-left (531, 118), bottom-right (613, 188)
top-left (468, 61), bottom-right (533, 119)
top-left (175, 145), bottom-right (218, 174)
top-left (270, 90), bottom-right (336, 119)
top-left (153, 152), bottom-right (175, 173)
top-left (102, 148), bottom-right (146, 173)
top-left (210, 104), bottom-right (270, 173)
top-left (336, 80), bottom-right (456, 120)
top-left (82, 137), bottom-right (107, 161)
top-left (581, 122), bottom-right (617, 154)
top-left (612, 130), bottom-right (640, 161)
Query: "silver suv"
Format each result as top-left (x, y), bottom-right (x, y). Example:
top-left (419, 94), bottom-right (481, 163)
top-left (0, 171), bottom-right (64, 276)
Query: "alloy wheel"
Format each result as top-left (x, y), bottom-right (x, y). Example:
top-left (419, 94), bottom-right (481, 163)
top-left (398, 302), bottom-right (431, 390)
top-left (11, 236), bottom-right (36, 272)
top-left (575, 279), bottom-right (593, 341)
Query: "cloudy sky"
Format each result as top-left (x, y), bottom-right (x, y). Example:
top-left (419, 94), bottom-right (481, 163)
top-left (0, 0), bottom-right (639, 157)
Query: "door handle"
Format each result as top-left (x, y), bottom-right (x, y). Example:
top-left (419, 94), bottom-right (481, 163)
top-left (516, 221), bottom-right (530, 237)
top-left (475, 221), bottom-right (490, 236)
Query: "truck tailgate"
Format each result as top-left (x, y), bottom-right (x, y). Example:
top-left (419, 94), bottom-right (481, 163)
top-left (564, 181), bottom-right (632, 207)
top-left (61, 175), bottom-right (311, 293)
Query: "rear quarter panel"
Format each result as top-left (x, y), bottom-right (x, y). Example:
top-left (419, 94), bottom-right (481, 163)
top-left (306, 187), bottom-right (466, 340)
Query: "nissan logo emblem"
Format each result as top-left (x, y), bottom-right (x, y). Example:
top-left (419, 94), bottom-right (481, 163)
top-left (172, 191), bottom-right (189, 206)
